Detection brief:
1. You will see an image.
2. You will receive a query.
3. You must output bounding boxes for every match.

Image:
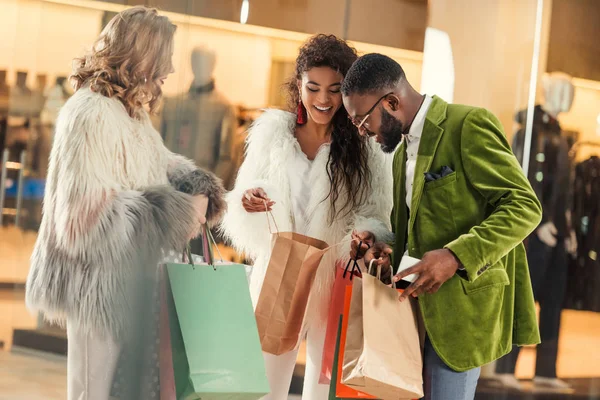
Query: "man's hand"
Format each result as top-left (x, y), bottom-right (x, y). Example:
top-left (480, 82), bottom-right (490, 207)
top-left (394, 249), bottom-right (461, 301)
top-left (350, 230), bottom-right (375, 259)
top-left (363, 242), bottom-right (394, 282)
top-left (536, 222), bottom-right (558, 248)
top-left (566, 229), bottom-right (578, 255)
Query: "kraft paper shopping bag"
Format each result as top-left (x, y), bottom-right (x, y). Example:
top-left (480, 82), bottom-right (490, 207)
top-left (341, 264), bottom-right (423, 399)
top-left (255, 219), bottom-right (330, 355)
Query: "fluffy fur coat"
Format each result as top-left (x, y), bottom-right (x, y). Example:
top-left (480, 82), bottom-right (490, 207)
top-left (220, 109), bottom-right (394, 333)
top-left (26, 87), bottom-right (225, 339)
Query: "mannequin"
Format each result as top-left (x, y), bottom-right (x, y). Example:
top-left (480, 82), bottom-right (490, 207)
top-left (497, 72), bottom-right (577, 390)
top-left (161, 46), bottom-right (237, 189)
top-left (41, 76), bottom-right (70, 127)
top-left (35, 74), bottom-right (47, 92)
top-left (15, 71), bottom-right (32, 95)
top-left (0, 70), bottom-right (9, 95)
top-left (10, 71), bottom-right (42, 117)
top-left (37, 76), bottom-right (71, 181)
top-left (0, 70), bottom-right (9, 154)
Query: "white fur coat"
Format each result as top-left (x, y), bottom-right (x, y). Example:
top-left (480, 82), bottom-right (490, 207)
top-left (26, 87), bottom-right (225, 339)
top-left (220, 109), bottom-right (393, 332)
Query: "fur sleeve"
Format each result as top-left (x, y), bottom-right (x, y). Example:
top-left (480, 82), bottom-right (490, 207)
top-left (165, 151), bottom-right (226, 224)
top-left (52, 102), bottom-right (198, 267)
top-left (219, 111), bottom-right (292, 260)
top-left (339, 140), bottom-right (394, 257)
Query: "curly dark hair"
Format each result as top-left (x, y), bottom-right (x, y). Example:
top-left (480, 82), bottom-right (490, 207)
top-left (286, 34), bottom-right (371, 222)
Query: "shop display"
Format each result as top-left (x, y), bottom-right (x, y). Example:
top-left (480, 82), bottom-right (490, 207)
top-left (497, 73), bottom-right (576, 389)
top-left (0, 70), bottom-right (63, 232)
top-left (0, 70), bottom-right (10, 154)
top-left (161, 46), bottom-right (237, 189)
top-left (565, 143), bottom-right (600, 312)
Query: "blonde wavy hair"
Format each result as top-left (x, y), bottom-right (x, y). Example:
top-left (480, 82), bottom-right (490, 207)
top-left (71, 6), bottom-right (176, 118)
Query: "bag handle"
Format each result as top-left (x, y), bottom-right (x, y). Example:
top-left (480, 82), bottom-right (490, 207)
top-left (368, 258), bottom-right (396, 288)
top-left (184, 224), bottom-right (224, 270)
top-left (264, 201), bottom-right (280, 236)
top-left (342, 240), bottom-right (367, 280)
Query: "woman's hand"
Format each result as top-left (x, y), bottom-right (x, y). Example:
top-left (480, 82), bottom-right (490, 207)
top-left (350, 230), bottom-right (375, 259)
top-left (192, 194), bottom-right (209, 225)
top-left (188, 194), bottom-right (208, 240)
top-left (242, 188), bottom-right (275, 213)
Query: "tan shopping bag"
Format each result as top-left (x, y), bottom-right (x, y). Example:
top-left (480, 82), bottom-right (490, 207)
top-left (342, 263), bottom-right (424, 399)
top-left (254, 214), bottom-right (330, 355)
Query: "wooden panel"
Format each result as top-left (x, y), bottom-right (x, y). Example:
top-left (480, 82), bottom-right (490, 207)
top-left (98, 0), bottom-right (427, 51)
top-left (547, 0), bottom-right (600, 81)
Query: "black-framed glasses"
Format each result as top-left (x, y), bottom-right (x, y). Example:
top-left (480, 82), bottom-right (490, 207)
top-left (349, 91), bottom-right (394, 134)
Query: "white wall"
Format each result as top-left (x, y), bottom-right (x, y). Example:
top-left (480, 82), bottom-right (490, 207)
top-left (0, 0), bottom-right (103, 87)
top-left (428, 0), bottom-right (538, 138)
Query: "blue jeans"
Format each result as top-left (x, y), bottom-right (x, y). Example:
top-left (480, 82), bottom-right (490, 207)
top-left (422, 337), bottom-right (481, 400)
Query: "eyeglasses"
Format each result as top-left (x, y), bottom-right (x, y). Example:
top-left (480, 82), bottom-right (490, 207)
top-left (349, 92), bottom-right (394, 135)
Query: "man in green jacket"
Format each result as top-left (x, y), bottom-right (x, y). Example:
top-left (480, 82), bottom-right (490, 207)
top-left (342, 54), bottom-right (542, 400)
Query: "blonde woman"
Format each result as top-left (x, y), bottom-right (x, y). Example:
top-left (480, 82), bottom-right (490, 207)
top-left (25, 7), bottom-right (225, 399)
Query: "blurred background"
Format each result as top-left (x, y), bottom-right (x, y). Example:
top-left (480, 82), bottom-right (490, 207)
top-left (0, 0), bottom-right (599, 399)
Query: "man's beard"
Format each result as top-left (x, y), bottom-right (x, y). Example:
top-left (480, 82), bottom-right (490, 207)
top-left (378, 107), bottom-right (404, 153)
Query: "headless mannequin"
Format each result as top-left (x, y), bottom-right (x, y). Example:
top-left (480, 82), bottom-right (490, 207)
top-left (497, 73), bottom-right (576, 390)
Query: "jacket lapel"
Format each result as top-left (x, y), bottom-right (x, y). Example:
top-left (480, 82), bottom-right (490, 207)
top-left (409, 96), bottom-right (448, 233)
top-left (393, 139), bottom-right (407, 223)
top-left (392, 140), bottom-right (408, 264)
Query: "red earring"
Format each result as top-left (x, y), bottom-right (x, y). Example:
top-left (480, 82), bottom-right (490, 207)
top-left (297, 99), bottom-right (307, 125)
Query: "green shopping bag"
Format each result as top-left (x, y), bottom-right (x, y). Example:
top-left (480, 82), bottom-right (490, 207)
top-left (164, 229), bottom-right (269, 400)
top-left (329, 317), bottom-right (349, 400)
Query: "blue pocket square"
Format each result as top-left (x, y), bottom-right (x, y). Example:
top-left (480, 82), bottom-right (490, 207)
top-left (425, 166), bottom-right (454, 182)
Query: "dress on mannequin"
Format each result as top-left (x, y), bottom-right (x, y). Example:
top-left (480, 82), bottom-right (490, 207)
top-left (497, 73), bottom-right (576, 388)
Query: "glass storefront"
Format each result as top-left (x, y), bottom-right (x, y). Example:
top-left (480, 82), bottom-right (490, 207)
top-left (0, 0), bottom-right (598, 398)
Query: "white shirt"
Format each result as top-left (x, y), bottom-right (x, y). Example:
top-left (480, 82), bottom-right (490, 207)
top-left (399, 95), bottom-right (432, 259)
top-left (405, 95), bottom-right (433, 211)
top-left (287, 142), bottom-right (330, 235)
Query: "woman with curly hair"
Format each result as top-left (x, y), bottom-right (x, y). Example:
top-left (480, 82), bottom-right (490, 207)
top-left (25, 6), bottom-right (225, 399)
top-left (221, 34), bottom-right (393, 399)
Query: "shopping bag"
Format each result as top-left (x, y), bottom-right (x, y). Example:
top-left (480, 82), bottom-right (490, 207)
top-left (163, 227), bottom-right (269, 400)
top-left (320, 256), bottom-right (363, 384)
top-left (335, 286), bottom-right (377, 399)
top-left (255, 212), bottom-right (330, 355)
top-left (330, 316), bottom-right (380, 399)
top-left (341, 263), bottom-right (423, 399)
top-left (159, 265), bottom-right (177, 400)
